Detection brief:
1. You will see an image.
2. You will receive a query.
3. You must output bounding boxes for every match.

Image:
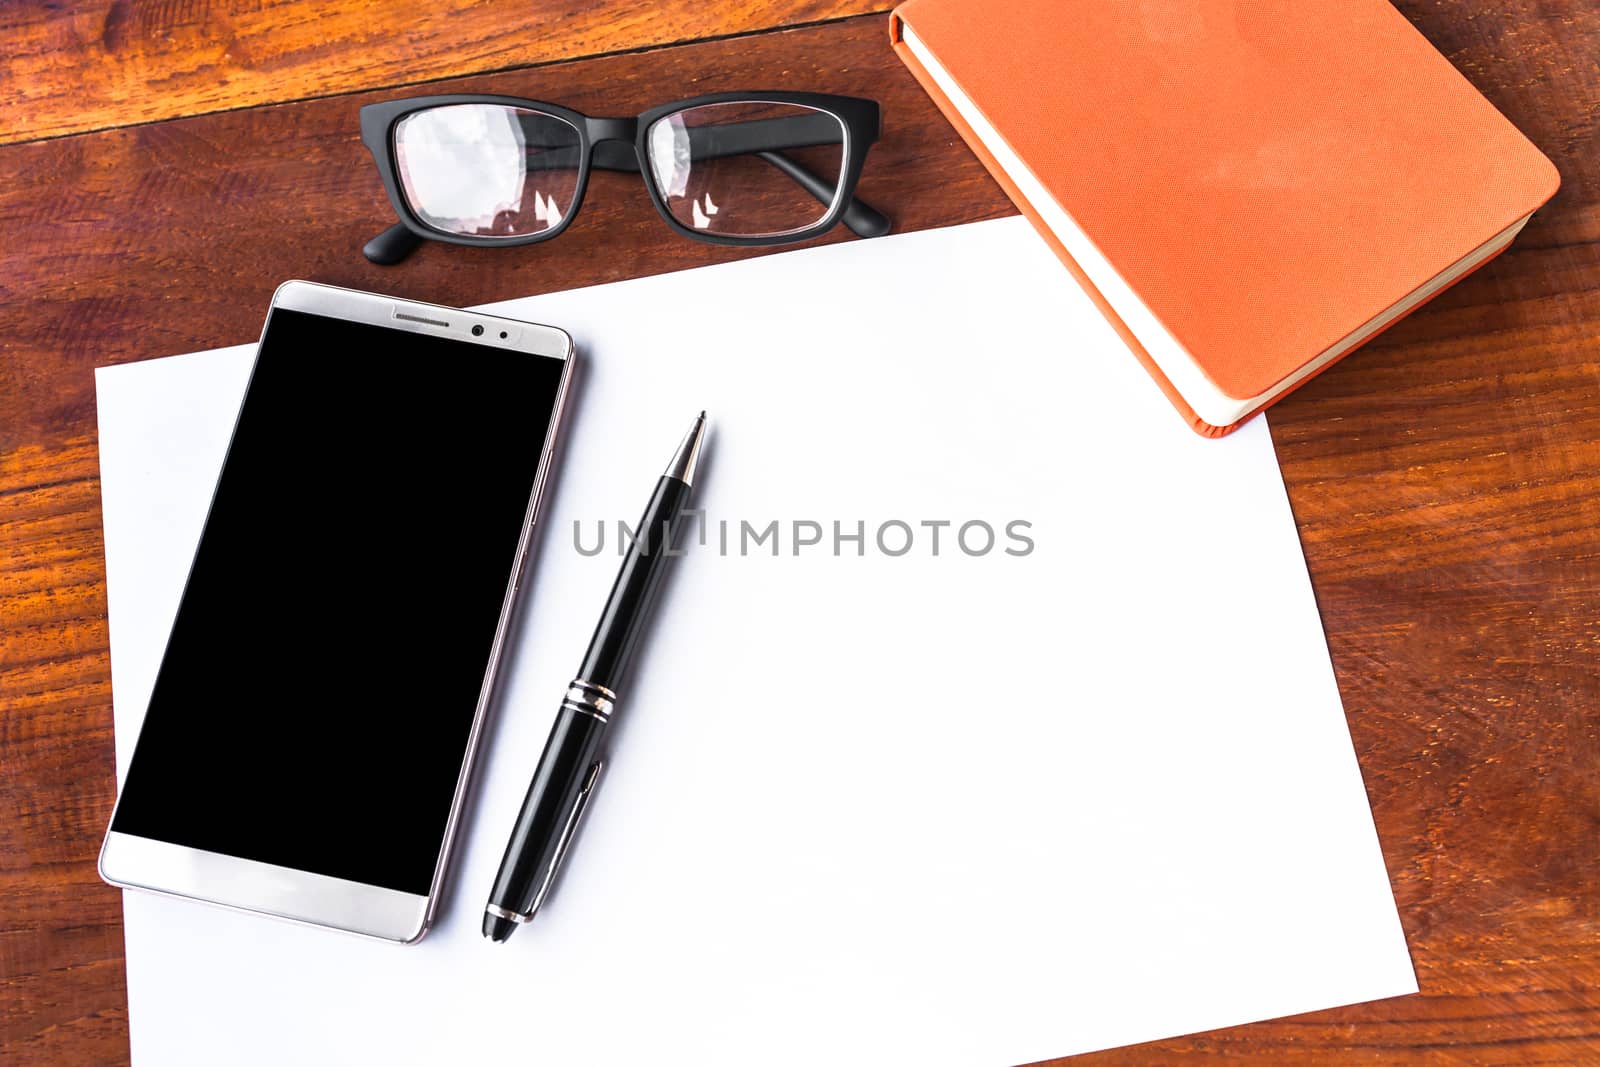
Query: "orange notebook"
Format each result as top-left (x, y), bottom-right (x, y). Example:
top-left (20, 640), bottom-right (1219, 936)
top-left (890, 0), bottom-right (1559, 436)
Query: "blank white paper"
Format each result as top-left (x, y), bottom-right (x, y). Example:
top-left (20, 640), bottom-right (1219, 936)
top-left (96, 217), bottom-right (1416, 1067)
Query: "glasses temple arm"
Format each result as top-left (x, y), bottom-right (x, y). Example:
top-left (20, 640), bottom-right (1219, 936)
top-left (364, 221), bottom-right (424, 264)
top-left (588, 126), bottom-right (889, 238)
top-left (681, 116), bottom-right (888, 237)
top-left (752, 150), bottom-right (890, 238)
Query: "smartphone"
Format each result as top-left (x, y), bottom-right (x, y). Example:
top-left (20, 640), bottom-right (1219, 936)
top-left (99, 280), bottom-right (575, 943)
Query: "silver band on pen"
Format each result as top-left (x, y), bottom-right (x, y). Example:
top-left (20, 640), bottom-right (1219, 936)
top-left (563, 679), bottom-right (616, 721)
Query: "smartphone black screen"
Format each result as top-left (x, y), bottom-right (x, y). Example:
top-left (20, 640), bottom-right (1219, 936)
top-left (110, 307), bottom-right (566, 895)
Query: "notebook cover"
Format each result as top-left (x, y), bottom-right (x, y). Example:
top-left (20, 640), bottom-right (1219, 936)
top-left (889, 0), bottom-right (1558, 434)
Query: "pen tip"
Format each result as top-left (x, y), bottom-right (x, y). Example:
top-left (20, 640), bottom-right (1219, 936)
top-left (482, 912), bottom-right (518, 943)
top-left (665, 411), bottom-right (708, 485)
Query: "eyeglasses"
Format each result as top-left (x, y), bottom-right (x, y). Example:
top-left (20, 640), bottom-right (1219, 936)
top-left (359, 91), bottom-right (890, 265)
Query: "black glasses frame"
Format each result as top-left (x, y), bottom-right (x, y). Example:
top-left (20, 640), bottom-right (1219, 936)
top-left (359, 90), bottom-right (888, 265)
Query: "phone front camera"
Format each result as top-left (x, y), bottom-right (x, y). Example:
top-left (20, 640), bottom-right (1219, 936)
top-left (471, 324), bottom-right (485, 336)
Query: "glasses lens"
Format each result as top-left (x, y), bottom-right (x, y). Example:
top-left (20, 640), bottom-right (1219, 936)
top-left (393, 104), bottom-right (581, 239)
top-left (646, 101), bottom-right (847, 239)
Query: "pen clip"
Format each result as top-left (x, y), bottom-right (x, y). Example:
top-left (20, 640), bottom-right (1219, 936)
top-left (527, 759), bottom-right (604, 920)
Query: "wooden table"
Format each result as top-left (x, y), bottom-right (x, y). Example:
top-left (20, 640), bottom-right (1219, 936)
top-left (2, 2), bottom-right (1595, 1062)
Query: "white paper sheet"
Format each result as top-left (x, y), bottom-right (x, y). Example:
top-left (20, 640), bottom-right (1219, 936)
top-left (96, 217), bottom-right (1416, 1066)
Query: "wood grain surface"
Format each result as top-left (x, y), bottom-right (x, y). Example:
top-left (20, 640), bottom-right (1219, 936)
top-left (2, 3), bottom-right (1597, 1064)
top-left (0, 0), bottom-right (887, 145)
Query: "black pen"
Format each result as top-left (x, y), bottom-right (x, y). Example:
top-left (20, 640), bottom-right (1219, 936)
top-left (483, 411), bottom-right (707, 942)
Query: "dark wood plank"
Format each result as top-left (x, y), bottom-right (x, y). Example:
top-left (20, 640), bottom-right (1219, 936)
top-left (1, 3), bottom-right (1598, 1064)
top-left (0, 0), bottom-right (890, 145)
top-left (0, 439), bottom-right (125, 1066)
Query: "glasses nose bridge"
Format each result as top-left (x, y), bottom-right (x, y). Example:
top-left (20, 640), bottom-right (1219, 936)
top-left (586, 117), bottom-right (639, 146)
